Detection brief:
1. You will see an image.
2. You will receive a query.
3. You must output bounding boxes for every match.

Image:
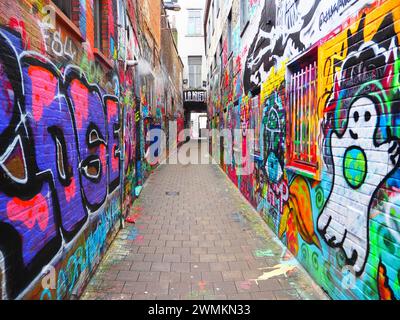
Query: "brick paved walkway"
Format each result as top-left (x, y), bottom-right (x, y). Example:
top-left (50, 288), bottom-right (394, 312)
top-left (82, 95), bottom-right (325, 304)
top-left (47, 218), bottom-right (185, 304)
top-left (81, 140), bottom-right (328, 300)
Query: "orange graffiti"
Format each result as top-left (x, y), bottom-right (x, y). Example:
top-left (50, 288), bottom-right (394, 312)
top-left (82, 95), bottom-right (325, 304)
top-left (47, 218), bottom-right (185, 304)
top-left (378, 261), bottom-right (396, 300)
top-left (279, 176), bottom-right (321, 255)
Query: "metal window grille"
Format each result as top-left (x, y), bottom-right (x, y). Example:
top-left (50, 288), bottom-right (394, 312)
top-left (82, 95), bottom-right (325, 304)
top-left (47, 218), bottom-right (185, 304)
top-left (288, 61), bottom-right (318, 167)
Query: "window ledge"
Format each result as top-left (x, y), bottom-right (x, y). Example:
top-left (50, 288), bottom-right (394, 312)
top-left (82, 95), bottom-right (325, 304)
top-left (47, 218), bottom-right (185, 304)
top-left (51, 2), bottom-right (84, 42)
top-left (286, 163), bottom-right (320, 181)
top-left (94, 48), bottom-right (114, 69)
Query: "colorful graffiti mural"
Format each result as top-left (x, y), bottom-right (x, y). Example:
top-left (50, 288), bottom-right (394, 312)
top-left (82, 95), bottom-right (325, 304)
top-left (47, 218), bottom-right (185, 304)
top-left (209, 0), bottom-right (400, 300)
top-left (0, 26), bottom-right (121, 299)
top-left (0, 0), bottom-right (182, 300)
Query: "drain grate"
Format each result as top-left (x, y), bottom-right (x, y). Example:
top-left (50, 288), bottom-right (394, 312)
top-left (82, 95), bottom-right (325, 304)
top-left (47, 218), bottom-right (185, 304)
top-left (166, 191), bottom-right (180, 196)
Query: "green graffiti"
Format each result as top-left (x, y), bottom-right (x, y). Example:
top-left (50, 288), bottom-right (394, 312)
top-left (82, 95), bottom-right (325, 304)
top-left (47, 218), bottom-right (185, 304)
top-left (383, 230), bottom-right (396, 255)
top-left (336, 250), bottom-right (346, 270)
top-left (312, 252), bottom-right (319, 271)
top-left (301, 244), bottom-right (309, 262)
top-left (315, 186), bottom-right (325, 210)
top-left (343, 146), bottom-right (367, 189)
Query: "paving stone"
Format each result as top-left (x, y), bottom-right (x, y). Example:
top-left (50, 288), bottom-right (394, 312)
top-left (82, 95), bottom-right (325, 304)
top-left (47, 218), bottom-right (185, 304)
top-left (143, 254), bottom-right (163, 262)
top-left (169, 282), bottom-right (193, 295)
top-left (116, 271), bottom-right (139, 282)
top-left (173, 247), bottom-right (191, 255)
top-left (99, 280), bottom-right (125, 293)
top-left (121, 282), bottom-right (147, 295)
top-left (155, 247), bottom-right (174, 254)
top-left (209, 262), bottom-right (230, 272)
top-left (151, 262), bottom-right (171, 272)
top-left (235, 280), bottom-right (260, 293)
top-left (180, 272), bottom-right (202, 283)
top-left (182, 255), bottom-right (200, 263)
top-left (163, 254), bottom-right (181, 263)
top-left (124, 253), bottom-right (145, 262)
top-left (130, 261), bottom-right (152, 272)
top-left (199, 254), bottom-right (218, 263)
top-left (201, 271), bottom-right (223, 282)
top-left (213, 281), bottom-right (238, 295)
top-left (137, 272), bottom-right (160, 282)
top-left (160, 272), bottom-right (181, 283)
top-left (191, 262), bottom-right (210, 272)
top-left (171, 262), bottom-right (191, 273)
top-left (222, 271), bottom-right (245, 281)
top-left (159, 234), bottom-right (175, 241)
top-left (257, 279), bottom-right (283, 291)
top-left (145, 281), bottom-right (170, 295)
top-left (138, 247), bottom-right (156, 254)
top-left (217, 254), bottom-right (237, 262)
top-left (166, 240), bottom-right (182, 248)
top-left (228, 261), bottom-right (250, 271)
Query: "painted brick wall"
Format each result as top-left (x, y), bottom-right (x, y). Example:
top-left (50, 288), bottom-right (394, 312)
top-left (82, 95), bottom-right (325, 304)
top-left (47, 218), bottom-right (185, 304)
top-left (208, 0), bottom-right (400, 300)
top-left (0, 0), bottom-right (122, 300)
top-left (0, 0), bottom-right (182, 300)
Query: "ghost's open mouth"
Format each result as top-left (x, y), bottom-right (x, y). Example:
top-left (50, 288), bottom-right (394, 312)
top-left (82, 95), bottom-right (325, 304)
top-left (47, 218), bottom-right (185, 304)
top-left (349, 130), bottom-right (358, 140)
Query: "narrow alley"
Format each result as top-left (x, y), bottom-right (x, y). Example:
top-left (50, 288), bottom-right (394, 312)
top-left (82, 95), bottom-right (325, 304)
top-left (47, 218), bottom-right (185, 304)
top-left (81, 141), bottom-right (327, 300)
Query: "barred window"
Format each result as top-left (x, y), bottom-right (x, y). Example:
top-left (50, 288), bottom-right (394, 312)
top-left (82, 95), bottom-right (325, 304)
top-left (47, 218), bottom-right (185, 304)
top-left (287, 52), bottom-right (319, 177)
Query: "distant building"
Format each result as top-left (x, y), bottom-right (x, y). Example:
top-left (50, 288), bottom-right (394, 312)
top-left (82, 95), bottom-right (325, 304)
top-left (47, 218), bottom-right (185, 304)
top-left (167, 0), bottom-right (208, 132)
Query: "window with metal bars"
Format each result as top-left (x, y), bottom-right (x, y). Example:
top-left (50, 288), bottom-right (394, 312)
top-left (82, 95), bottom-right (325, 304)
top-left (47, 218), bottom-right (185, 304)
top-left (287, 52), bottom-right (319, 177)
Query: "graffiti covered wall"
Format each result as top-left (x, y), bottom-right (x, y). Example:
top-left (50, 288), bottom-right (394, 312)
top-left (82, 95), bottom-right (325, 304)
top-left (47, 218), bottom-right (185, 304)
top-left (0, 0), bottom-right (122, 300)
top-left (207, 0), bottom-right (400, 299)
top-left (0, 0), bottom-right (183, 299)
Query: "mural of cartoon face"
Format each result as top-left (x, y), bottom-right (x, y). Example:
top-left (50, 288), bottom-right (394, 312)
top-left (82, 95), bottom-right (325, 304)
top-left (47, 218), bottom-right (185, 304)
top-left (318, 96), bottom-right (400, 275)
